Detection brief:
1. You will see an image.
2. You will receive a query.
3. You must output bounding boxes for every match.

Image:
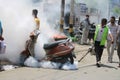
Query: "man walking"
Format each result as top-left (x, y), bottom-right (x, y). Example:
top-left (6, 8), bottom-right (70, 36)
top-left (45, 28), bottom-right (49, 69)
top-left (94, 18), bottom-right (113, 67)
top-left (107, 16), bottom-right (118, 63)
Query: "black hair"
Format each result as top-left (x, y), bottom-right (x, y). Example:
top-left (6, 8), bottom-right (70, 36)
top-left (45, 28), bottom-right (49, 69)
top-left (101, 18), bottom-right (107, 25)
top-left (86, 15), bottom-right (89, 17)
top-left (111, 16), bottom-right (115, 21)
top-left (32, 9), bottom-right (38, 17)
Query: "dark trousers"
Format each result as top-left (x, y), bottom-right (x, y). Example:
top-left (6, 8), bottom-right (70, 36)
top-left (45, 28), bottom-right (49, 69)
top-left (94, 41), bottom-right (104, 62)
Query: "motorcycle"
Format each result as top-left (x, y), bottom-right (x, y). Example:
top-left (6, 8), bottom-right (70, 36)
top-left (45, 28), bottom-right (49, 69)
top-left (20, 34), bottom-right (76, 66)
top-left (43, 38), bottom-right (76, 64)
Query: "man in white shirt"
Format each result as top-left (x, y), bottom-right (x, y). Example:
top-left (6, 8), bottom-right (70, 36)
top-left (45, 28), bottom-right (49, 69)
top-left (107, 16), bottom-right (118, 63)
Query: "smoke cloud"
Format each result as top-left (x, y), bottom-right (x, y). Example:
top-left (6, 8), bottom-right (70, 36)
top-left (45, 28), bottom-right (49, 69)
top-left (0, 0), bottom-right (64, 63)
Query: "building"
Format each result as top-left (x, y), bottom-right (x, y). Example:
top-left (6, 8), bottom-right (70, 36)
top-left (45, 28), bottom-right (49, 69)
top-left (74, 3), bottom-right (99, 24)
top-left (64, 2), bottom-right (100, 28)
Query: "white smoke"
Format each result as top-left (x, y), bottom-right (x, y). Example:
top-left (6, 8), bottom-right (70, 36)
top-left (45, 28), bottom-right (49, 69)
top-left (0, 0), bottom-right (63, 63)
top-left (0, 0), bottom-right (33, 63)
top-left (24, 56), bottom-right (78, 70)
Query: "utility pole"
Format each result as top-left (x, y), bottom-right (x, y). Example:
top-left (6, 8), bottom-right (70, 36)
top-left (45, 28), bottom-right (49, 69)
top-left (60, 0), bottom-right (65, 32)
top-left (69, 0), bottom-right (74, 37)
top-left (108, 0), bottom-right (111, 20)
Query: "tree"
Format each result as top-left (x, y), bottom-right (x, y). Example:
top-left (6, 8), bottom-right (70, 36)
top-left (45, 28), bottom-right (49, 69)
top-left (113, 6), bottom-right (120, 16)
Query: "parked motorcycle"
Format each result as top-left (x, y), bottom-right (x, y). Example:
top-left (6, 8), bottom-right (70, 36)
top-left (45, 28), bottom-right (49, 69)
top-left (43, 38), bottom-right (76, 64)
top-left (20, 34), bottom-right (76, 66)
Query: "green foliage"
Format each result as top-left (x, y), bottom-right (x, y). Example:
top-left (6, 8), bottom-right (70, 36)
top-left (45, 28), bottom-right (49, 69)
top-left (112, 6), bottom-right (120, 15)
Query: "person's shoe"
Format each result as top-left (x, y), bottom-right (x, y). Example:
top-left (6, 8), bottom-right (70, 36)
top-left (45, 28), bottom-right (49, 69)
top-left (96, 61), bottom-right (101, 67)
top-left (96, 63), bottom-right (101, 67)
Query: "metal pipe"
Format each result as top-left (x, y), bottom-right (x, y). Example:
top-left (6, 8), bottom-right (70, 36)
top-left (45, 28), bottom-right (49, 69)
top-left (69, 0), bottom-right (74, 37)
top-left (60, 0), bottom-right (65, 32)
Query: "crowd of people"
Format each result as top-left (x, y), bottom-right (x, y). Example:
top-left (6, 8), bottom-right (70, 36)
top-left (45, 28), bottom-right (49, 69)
top-left (73, 15), bottom-right (120, 68)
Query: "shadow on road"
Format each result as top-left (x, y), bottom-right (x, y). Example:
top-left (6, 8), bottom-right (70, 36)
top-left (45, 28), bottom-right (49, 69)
top-left (78, 64), bottom-right (118, 70)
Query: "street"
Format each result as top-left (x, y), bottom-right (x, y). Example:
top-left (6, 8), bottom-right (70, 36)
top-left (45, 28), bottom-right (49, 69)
top-left (0, 43), bottom-right (120, 80)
